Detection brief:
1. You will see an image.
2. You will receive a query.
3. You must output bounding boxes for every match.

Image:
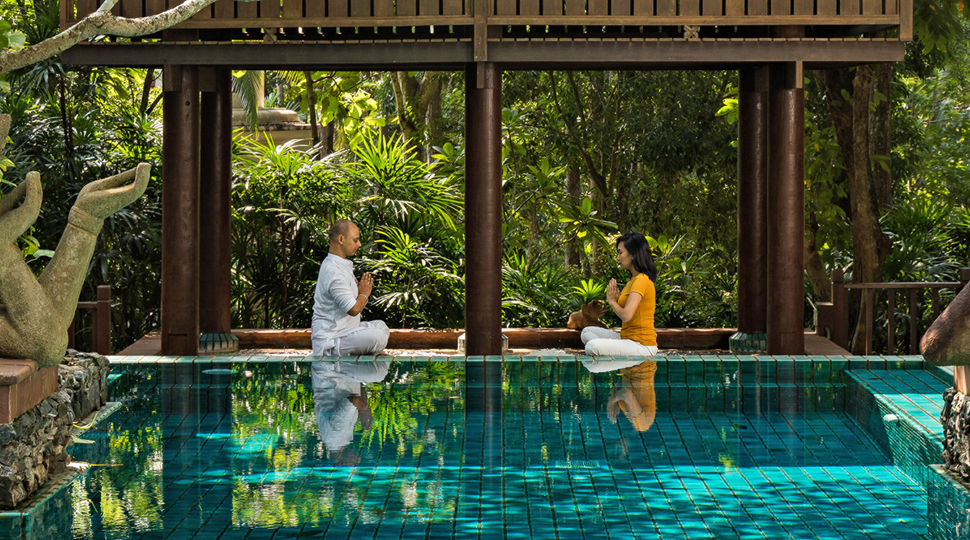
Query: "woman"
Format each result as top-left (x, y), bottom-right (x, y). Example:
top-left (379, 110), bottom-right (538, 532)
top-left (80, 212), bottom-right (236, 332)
top-left (581, 232), bottom-right (658, 356)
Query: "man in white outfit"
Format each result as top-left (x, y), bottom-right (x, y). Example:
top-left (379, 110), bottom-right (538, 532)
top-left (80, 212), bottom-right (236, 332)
top-left (311, 219), bottom-right (390, 356)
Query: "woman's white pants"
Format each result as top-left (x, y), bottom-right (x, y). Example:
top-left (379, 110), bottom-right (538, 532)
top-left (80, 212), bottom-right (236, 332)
top-left (581, 326), bottom-right (658, 357)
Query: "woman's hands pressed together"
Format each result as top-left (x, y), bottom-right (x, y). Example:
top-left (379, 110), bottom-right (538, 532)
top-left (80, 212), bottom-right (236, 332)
top-left (607, 277), bottom-right (642, 323)
top-left (606, 278), bottom-right (620, 303)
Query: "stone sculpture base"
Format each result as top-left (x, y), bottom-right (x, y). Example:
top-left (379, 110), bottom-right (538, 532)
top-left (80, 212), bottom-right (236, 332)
top-left (728, 331), bottom-right (767, 354)
top-left (941, 387), bottom-right (970, 481)
top-left (199, 331), bottom-right (239, 354)
top-left (0, 352), bottom-right (109, 508)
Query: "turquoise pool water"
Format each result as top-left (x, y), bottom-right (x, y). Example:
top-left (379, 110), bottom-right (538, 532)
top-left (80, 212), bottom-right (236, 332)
top-left (55, 357), bottom-right (936, 539)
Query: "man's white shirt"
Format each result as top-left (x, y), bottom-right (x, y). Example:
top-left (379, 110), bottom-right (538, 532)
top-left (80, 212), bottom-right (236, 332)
top-left (311, 253), bottom-right (361, 347)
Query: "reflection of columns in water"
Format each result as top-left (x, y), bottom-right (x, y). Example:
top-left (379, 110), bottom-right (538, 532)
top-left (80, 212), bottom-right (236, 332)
top-left (463, 361), bottom-right (503, 530)
top-left (160, 365), bottom-right (234, 534)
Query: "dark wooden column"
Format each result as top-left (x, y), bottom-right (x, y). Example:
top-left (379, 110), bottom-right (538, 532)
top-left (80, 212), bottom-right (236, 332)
top-left (464, 63), bottom-right (503, 356)
top-left (731, 66), bottom-right (769, 354)
top-left (766, 61), bottom-right (805, 355)
top-left (198, 68), bottom-right (238, 354)
top-left (161, 65), bottom-right (201, 356)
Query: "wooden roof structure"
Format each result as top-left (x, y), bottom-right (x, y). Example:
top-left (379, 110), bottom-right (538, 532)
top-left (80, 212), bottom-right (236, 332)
top-left (62, 0), bottom-right (908, 69)
top-left (60, 0), bottom-right (911, 357)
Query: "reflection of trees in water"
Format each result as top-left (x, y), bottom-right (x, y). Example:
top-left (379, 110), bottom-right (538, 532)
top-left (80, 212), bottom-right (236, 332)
top-left (360, 361), bottom-right (465, 452)
top-left (71, 403), bottom-right (165, 537)
top-left (229, 360), bottom-right (464, 528)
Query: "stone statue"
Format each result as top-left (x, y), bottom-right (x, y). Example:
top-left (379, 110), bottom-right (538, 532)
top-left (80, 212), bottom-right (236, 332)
top-left (921, 283), bottom-right (970, 365)
top-left (0, 114), bottom-right (149, 367)
top-left (922, 281), bottom-right (970, 480)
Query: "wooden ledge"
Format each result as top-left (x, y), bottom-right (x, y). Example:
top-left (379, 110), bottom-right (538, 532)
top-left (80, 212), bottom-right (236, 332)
top-left (0, 359), bottom-right (39, 387)
top-left (230, 327), bottom-right (735, 349)
top-left (119, 327), bottom-right (738, 354)
top-left (0, 360), bottom-right (58, 423)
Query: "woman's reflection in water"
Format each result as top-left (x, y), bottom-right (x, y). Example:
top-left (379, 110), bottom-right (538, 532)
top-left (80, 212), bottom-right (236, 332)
top-left (311, 360), bottom-right (390, 461)
top-left (582, 359), bottom-right (658, 432)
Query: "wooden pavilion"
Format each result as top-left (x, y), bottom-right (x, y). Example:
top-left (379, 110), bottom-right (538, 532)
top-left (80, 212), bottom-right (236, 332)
top-left (60, 0), bottom-right (910, 356)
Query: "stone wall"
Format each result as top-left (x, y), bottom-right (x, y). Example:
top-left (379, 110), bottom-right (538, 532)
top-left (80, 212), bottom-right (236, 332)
top-left (0, 351), bottom-right (108, 509)
top-left (941, 387), bottom-right (970, 480)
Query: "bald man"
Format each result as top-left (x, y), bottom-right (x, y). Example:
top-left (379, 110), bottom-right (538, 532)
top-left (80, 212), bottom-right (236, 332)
top-left (311, 219), bottom-right (389, 357)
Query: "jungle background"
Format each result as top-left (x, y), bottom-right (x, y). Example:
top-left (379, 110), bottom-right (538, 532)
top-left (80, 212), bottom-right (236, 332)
top-left (1, 0), bottom-right (969, 355)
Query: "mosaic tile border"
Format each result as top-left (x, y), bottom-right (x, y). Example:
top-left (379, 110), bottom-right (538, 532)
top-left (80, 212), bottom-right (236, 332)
top-left (846, 369), bottom-right (946, 490)
top-left (928, 464), bottom-right (970, 540)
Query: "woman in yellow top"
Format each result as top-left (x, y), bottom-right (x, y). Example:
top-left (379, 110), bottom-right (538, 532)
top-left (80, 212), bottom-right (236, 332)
top-left (581, 232), bottom-right (659, 356)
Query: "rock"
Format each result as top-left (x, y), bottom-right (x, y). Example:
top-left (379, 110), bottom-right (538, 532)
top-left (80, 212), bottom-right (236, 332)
top-left (0, 425), bottom-right (17, 446)
top-left (941, 388), bottom-right (970, 481)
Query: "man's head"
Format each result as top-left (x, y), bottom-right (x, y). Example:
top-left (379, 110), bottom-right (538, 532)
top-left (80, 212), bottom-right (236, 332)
top-left (328, 219), bottom-right (361, 258)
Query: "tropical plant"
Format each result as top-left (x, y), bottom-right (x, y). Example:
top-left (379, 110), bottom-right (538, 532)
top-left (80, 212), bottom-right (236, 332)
top-left (362, 225), bottom-right (464, 328)
top-left (501, 252), bottom-right (578, 327)
top-left (230, 133), bottom-right (348, 328)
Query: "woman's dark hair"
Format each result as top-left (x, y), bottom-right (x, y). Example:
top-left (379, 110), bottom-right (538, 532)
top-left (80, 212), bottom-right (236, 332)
top-left (617, 233), bottom-right (658, 281)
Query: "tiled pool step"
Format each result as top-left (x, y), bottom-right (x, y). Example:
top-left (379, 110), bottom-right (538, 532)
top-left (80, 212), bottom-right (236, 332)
top-left (847, 368), bottom-right (947, 489)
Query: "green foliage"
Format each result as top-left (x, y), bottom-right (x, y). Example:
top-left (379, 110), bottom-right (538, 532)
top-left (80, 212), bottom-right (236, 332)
top-left (881, 192), bottom-right (961, 281)
top-left (912, 0), bottom-right (970, 54)
top-left (231, 133), bottom-right (347, 328)
top-left (501, 252), bottom-right (578, 327)
top-left (573, 278), bottom-right (605, 303)
top-left (281, 71), bottom-right (386, 149)
top-left (0, 20), bottom-right (25, 92)
top-left (363, 225), bottom-right (464, 328)
top-left (347, 133), bottom-right (462, 231)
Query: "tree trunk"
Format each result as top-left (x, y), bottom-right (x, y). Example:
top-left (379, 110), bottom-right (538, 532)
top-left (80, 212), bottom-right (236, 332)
top-left (804, 235), bottom-right (831, 303)
top-left (565, 166), bottom-right (582, 269)
top-left (390, 72), bottom-right (442, 161)
top-left (140, 68), bottom-right (155, 115)
top-left (303, 71), bottom-right (320, 148)
top-left (870, 61), bottom-right (893, 209)
top-left (817, 65), bottom-right (893, 353)
top-left (321, 120), bottom-right (335, 157)
top-left (426, 82), bottom-right (443, 161)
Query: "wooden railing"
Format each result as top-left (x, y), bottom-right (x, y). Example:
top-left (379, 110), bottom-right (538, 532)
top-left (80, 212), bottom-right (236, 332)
top-left (62, 0), bottom-right (913, 38)
top-left (816, 268), bottom-right (970, 355)
top-left (69, 285), bottom-right (112, 355)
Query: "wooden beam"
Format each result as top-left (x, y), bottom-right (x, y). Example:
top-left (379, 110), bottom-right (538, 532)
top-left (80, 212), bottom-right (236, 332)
top-left (150, 13), bottom-right (902, 28)
top-left (61, 39), bottom-right (904, 69)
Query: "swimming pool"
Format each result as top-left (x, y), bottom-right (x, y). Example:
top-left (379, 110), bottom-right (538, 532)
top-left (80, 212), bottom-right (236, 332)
top-left (48, 356), bottom-right (945, 538)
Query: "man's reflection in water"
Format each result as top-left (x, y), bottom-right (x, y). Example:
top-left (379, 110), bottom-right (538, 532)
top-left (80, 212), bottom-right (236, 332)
top-left (582, 359), bottom-right (658, 432)
top-left (311, 360), bottom-right (390, 460)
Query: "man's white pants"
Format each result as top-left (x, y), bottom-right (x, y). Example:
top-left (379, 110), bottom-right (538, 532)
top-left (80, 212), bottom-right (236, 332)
top-left (312, 320), bottom-right (390, 356)
top-left (581, 326), bottom-right (658, 357)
